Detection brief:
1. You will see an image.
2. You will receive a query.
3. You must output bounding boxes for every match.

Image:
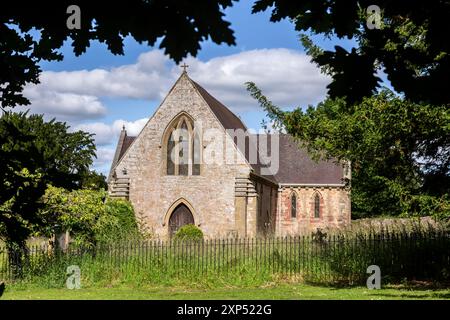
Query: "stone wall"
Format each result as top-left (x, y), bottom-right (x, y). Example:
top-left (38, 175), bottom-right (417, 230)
top-left (276, 186), bottom-right (351, 236)
top-left (110, 74), bottom-right (251, 240)
top-left (253, 177), bottom-right (278, 237)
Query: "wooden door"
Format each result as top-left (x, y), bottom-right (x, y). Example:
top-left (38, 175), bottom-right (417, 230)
top-left (168, 204), bottom-right (194, 236)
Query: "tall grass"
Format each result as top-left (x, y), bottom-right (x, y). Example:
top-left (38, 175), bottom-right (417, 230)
top-left (1, 222), bottom-right (449, 288)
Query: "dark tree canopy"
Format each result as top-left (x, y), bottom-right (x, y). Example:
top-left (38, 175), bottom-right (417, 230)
top-left (81, 171), bottom-right (108, 190)
top-left (248, 83), bottom-right (450, 218)
top-left (0, 112), bottom-right (96, 248)
top-left (253, 0), bottom-right (450, 105)
top-left (0, 0), bottom-right (236, 107)
top-left (4, 1), bottom-right (449, 108)
top-left (246, 1), bottom-right (450, 218)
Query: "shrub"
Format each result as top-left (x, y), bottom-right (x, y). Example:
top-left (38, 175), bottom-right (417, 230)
top-left (174, 224), bottom-right (203, 242)
top-left (98, 199), bottom-right (139, 243)
top-left (38, 186), bottom-right (106, 247)
top-left (38, 186), bottom-right (139, 247)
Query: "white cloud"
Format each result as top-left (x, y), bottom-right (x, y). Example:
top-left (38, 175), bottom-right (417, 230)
top-left (93, 147), bottom-right (116, 175)
top-left (111, 118), bottom-right (149, 136)
top-left (95, 147), bottom-right (116, 165)
top-left (186, 48), bottom-right (330, 111)
top-left (38, 50), bottom-right (174, 100)
top-left (19, 86), bottom-right (107, 121)
top-left (21, 48), bottom-right (330, 173)
top-left (23, 48), bottom-right (329, 121)
top-left (73, 122), bottom-right (115, 145)
top-left (73, 118), bottom-right (149, 146)
top-left (85, 118), bottom-right (148, 175)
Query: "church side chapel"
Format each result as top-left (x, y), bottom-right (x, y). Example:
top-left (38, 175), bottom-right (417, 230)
top-left (108, 68), bottom-right (351, 239)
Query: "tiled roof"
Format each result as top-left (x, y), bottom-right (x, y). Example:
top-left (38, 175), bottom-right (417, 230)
top-left (272, 134), bottom-right (344, 184)
top-left (191, 80), bottom-right (247, 131)
top-left (119, 135), bottom-right (136, 160)
top-left (239, 134), bottom-right (344, 185)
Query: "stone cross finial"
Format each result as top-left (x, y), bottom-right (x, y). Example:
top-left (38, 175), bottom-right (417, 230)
top-left (181, 63), bottom-right (189, 73)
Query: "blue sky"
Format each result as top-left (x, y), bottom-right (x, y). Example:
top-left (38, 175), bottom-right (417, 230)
top-left (25, 1), bottom-right (359, 175)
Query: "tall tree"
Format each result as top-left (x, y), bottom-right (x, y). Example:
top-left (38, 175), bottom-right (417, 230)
top-left (81, 171), bottom-right (108, 190)
top-left (0, 0), bottom-right (237, 108)
top-left (0, 112), bottom-right (96, 275)
top-left (253, 0), bottom-right (450, 105)
top-left (247, 84), bottom-right (450, 218)
top-left (247, 1), bottom-right (450, 218)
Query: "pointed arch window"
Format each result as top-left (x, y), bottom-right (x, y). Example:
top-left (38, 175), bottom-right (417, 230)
top-left (167, 131), bottom-right (175, 175)
top-left (192, 130), bottom-right (201, 175)
top-left (291, 193), bottom-right (297, 218)
top-left (314, 193), bottom-right (321, 218)
top-left (178, 120), bottom-right (189, 175)
top-left (165, 114), bottom-right (201, 176)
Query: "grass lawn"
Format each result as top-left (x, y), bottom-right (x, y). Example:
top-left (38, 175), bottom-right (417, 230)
top-left (3, 283), bottom-right (450, 300)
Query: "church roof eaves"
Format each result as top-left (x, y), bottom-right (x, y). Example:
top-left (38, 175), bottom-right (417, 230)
top-left (273, 134), bottom-right (344, 185)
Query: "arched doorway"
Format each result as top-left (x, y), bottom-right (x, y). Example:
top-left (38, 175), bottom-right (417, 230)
top-left (168, 203), bottom-right (194, 236)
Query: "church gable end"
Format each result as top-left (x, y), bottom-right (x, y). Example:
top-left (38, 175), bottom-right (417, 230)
top-left (108, 71), bottom-right (254, 239)
top-left (109, 71), bottom-right (251, 179)
top-left (108, 71), bottom-right (351, 239)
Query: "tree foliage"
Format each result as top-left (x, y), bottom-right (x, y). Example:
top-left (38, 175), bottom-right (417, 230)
top-left (0, 112), bottom-right (96, 248)
top-left (38, 186), bottom-right (139, 247)
top-left (253, 0), bottom-right (450, 105)
top-left (80, 170), bottom-right (108, 190)
top-left (247, 1), bottom-right (450, 218)
top-left (0, 0), bottom-right (236, 108)
top-left (3, 1), bottom-right (449, 107)
top-left (247, 83), bottom-right (450, 218)
top-left (103, 198), bottom-right (139, 243)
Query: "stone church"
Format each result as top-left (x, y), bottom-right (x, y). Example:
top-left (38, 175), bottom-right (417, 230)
top-left (108, 70), bottom-right (351, 239)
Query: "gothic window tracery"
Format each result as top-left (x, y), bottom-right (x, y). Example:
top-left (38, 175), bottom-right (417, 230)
top-left (165, 114), bottom-right (200, 176)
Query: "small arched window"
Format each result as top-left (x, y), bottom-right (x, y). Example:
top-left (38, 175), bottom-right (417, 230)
top-left (314, 193), bottom-right (320, 218)
top-left (165, 114), bottom-right (200, 176)
top-left (291, 193), bottom-right (297, 218)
